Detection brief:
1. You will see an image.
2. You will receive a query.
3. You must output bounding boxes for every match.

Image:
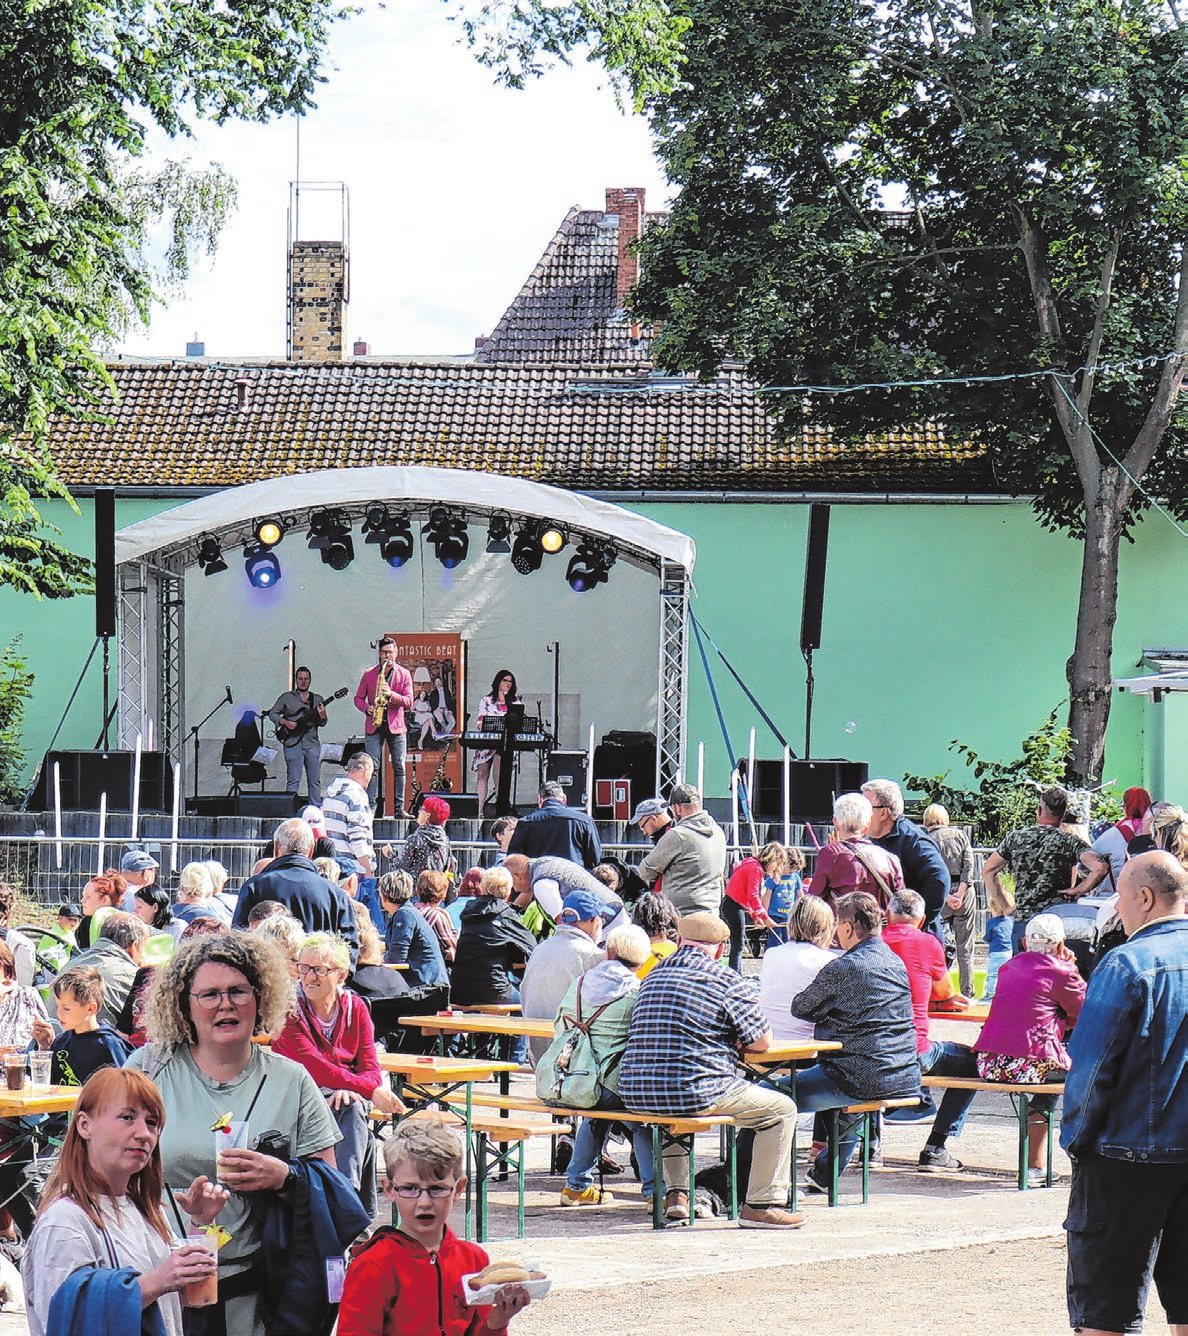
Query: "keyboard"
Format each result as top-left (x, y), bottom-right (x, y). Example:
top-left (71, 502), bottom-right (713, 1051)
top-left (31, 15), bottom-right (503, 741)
top-left (460, 730), bottom-right (552, 751)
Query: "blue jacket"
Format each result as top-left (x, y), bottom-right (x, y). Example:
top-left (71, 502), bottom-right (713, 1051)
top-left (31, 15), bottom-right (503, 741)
top-left (47, 1265), bottom-right (166, 1336)
top-left (1062, 916), bottom-right (1188, 1162)
top-left (258, 1157), bottom-right (372, 1336)
top-left (384, 903), bottom-right (450, 988)
top-left (507, 799), bottom-right (602, 869)
top-left (873, 817), bottom-right (950, 920)
top-left (232, 853), bottom-right (359, 966)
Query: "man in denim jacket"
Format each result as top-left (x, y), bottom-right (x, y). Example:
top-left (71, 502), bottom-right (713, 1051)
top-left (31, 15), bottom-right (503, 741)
top-left (1061, 850), bottom-right (1188, 1336)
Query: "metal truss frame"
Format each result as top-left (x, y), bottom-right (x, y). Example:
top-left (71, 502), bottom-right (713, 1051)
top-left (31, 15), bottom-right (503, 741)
top-left (657, 558), bottom-right (689, 793)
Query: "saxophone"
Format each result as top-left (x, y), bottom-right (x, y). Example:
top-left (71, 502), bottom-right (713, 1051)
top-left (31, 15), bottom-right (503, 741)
top-left (370, 664), bottom-right (393, 728)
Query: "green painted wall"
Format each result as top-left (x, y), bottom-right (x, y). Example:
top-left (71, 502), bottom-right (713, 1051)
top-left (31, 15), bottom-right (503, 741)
top-left (3, 492), bottom-right (1186, 800)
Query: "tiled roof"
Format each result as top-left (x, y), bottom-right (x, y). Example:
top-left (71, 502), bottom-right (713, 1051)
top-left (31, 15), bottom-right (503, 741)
top-left (475, 208), bottom-right (659, 366)
top-left (41, 359), bottom-right (996, 493)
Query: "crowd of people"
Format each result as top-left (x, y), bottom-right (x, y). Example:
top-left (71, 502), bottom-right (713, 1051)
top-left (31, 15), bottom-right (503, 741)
top-left (3, 768), bottom-right (1186, 1336)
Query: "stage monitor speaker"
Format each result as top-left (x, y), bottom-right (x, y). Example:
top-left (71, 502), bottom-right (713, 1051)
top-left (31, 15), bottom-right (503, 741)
top-left (29, 749), bottom-right (173, 812)
top-left (546, 751), bottom-right (589, 808)
top-left (419, 791), bottom-right (480, 818)
top-left (746, 757), bottom-right (868, 823)
top-left (800, 503), bottom-right (830, 653)
top-left (593, 739), bottom-right (656, 810)
top-left (233, 793), bottom-right (300, 819)
top-left (94, 487), bottom-right (116, 639)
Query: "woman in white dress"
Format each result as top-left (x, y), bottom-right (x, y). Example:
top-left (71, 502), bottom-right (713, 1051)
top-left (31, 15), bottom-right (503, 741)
top-left (473, 668), bottom-right (518, 813)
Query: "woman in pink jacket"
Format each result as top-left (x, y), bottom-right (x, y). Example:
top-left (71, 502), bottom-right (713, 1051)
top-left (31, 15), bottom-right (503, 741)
top-left (273, 932), bottom-right (404, 1214)
top-left (972, 911), bottom-right (1086, 1185)
top-left (722, 842), bottom-right (785, 972)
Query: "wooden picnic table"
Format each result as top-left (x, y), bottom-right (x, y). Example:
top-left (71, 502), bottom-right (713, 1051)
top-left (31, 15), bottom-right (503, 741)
top-left (400, 1013), bottom-right (553, 1045)
top-left (377, 1052), bottom-right (520, 1238)
top-left (928, 1001), bottom-right (990, 1024)
top-left (0, 1085), bottom-right (80, 1118)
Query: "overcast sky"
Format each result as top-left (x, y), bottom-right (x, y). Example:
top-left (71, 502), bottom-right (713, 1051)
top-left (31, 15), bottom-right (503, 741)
top-left (115, 2), bottom-right (672, 362)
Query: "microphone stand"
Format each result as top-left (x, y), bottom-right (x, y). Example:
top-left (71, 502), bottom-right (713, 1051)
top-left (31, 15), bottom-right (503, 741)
top-left (189, 688), bottom-right (234, 805)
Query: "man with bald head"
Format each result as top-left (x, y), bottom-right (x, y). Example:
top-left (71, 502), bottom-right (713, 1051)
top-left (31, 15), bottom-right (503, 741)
top-left (1062, 850), bottom-right (1188, 1336)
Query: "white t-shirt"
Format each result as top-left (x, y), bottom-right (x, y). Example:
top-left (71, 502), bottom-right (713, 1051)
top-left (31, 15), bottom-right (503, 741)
top-left (23, 1195), bottom-right (183, 1336)
top-left (758, 941), bottom-right (836, 1042)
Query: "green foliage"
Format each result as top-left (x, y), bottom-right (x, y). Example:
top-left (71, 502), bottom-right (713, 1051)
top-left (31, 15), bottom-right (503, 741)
top-left (0, 638), bottom-right (34, 807)
top-left (448, 0), bottom-right (689, 109)
top-left (0, 0), bottom-right (347, 598)
top-left (904, 711), bottom-right (1078, 844)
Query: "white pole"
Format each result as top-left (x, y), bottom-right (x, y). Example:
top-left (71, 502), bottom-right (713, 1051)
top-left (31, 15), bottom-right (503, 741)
top-left (585, 723), bottom-right (595, 814)
top-left (783, 745), bottom-right (791, 845)
top-left (696, 741), bottom-right (705, 798)
top-left (53, 762), bottom-right (63, 869)
top-left (170, 763), bottom-right (182, 873)
top-left (730, 769), bottom-right (739, 848)
top-left (97, 794), bottom-right (107, 876)
top-left (131, 733), bottom-right (143, 840)
top-left (147, 719), bottom-right (155, 753)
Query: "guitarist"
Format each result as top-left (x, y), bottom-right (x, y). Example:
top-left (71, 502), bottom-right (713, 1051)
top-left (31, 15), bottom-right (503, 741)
top-left (268, 665), bottom-right (328, 804)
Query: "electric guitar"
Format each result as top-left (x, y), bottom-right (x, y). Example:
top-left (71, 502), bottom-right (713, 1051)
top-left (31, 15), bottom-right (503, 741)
top-left (274, 686), bottom-right (349, 743)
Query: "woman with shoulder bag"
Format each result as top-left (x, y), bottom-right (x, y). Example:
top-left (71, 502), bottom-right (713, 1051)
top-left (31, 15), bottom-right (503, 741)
top-left (537, 926), bottom-right (657, 1208)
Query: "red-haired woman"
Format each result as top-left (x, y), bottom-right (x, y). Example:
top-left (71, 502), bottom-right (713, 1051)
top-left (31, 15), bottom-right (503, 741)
top-left (394, 795), bottom-right (453, 879)
top-left (22, 1067), bottom-right (227, 1336)
top-left (76, 873), bottom-right (127, 950)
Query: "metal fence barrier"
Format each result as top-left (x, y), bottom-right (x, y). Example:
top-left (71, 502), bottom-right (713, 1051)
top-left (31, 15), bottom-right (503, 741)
top-left (0, 831), bottom-right (995, 938)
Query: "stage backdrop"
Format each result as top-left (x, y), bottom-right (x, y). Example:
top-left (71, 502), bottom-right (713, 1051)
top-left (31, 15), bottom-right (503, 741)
top-left (182, 539), bottom-right (660, 803)
top-left (390, 632), bottom-right (464, 808)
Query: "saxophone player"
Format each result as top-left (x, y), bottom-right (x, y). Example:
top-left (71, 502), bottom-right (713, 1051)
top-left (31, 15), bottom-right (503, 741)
top-left (353, 637), bottom-right (415, 814)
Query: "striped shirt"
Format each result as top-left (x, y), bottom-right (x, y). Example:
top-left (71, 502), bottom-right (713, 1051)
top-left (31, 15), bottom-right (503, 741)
top-left (618, 945), bottom-right (768, 1116)
top-left (322, 775), bottom-right (374, 865)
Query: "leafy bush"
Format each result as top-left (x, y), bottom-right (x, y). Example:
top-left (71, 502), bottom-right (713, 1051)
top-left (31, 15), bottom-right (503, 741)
top-left (0, 639), bottom-right (34, 807)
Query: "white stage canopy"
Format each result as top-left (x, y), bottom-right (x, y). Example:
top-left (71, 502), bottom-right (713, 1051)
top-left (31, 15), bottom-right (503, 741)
top-left (114, 467), bottom-right (694, 802)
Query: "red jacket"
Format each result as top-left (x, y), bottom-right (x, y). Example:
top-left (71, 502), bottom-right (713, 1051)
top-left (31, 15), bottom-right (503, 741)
top-left (272, 989), bottom-right (381, 1098)
top-left (355, 662), bottom-right (414, 736)
top-left (724, 858), bottom-right (768, 920)
top-left (338, 1225), bottom-right (498, 1336)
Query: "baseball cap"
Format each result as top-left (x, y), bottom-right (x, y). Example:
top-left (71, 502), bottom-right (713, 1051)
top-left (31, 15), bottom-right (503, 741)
top-left (558, 890), bottom-right (607, 924)
top-left (120, 849), bottom-right (159, 872)
top-left (631, 797), bottom-right (668, 824)
top-left (57, 902), bottom-right (82, 919)
top-left (334, 852), bottom-right (364, 879)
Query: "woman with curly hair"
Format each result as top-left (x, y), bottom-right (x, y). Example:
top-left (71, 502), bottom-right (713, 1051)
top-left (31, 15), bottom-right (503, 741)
top-left (127, 932), bottom-right (341, 1336)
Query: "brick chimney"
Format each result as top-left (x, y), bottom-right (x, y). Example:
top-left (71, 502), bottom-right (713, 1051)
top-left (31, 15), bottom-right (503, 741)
top-left (605, 188), bottom-right (645, 310)
top-left (288, 240), bottom-right (348, 361)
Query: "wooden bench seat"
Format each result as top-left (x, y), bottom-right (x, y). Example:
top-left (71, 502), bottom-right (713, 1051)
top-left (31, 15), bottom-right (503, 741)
top-left (921, 1076), bottom-right (1066, 1189)
top-left (398, 1086), bottom-right (738, 1229)
top-left (817, 1097), bottom-right (922, 1206)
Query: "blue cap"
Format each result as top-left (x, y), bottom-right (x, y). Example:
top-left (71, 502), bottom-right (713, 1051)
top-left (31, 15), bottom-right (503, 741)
top-left (559, 889), bottom-right (608, 924)
top-left (334, 852), bottom-right (363, 878)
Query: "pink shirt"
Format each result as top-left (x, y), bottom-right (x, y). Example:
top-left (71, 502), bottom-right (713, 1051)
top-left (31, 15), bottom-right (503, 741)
top-left (882, 922), bottom-right (947, 1053)
top-left (806, 839), bottom-right (905, 909)
top-left (354, 662), bottom-right (414, 735)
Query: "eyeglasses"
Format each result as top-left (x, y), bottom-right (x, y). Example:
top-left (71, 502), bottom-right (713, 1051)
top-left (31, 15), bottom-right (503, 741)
top-left (297, 963), bottom-right (335, 979)
top-left (389, 1183), bottom-right (456, 1199)
top-left (190, 986), bottom-right (256, 1010)
top-left (869, 803), bottom-right (890, 810)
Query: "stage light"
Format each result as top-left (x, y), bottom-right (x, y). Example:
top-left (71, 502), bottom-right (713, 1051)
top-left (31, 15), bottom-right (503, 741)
top-left (363, 505), bottom-right (415, 568)
top-left (510, 522), bottom-right (545, 575)
top-left (253, 517), bottom-right (285, 549)
top-left (540, 523), bottom-right (566, 554)
top-left (485, 512), bottom-right (512, 554)
top-left (244, 544), bottom-right (282, 588)
top-left (308, 509), bottom-right (355, 570)
top-left (566, 541), bottom-right (617, 592)
top-left (197, 535), bottom-right (227, 576)
top-left (425, 506), bottom-right (469, 569)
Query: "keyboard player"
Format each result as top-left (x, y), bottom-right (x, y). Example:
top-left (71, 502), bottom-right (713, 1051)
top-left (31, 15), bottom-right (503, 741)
top-left (471, 668), bottom-right (519, 813)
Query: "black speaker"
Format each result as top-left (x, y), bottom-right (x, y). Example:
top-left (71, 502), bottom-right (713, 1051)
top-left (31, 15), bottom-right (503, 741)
top-left (744, 757), bottom-right (868, 823)
top-left (94, 487), bottom-right (116, 639)
top-left (30, 749), bottom-right (172, 812)
top-left (800, 503), bottom-right (830, 653)
top-left (546, 751), bottom-right (589, 807)
top-left (233, 793), bottom-right (301, 819)
top-left (593, 739), bottom-right (656, 807)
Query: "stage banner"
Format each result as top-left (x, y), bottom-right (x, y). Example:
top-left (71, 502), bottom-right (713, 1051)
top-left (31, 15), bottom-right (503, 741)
top-left (389, 633), bottom-right (465, 805)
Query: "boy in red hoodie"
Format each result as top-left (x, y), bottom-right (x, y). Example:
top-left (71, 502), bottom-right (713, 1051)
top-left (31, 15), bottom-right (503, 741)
top-left (338, 1120), bottom-right (531, 1335)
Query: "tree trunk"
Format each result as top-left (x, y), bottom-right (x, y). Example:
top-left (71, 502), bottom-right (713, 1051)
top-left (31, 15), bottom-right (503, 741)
top-left (1066, 466), bottom-right (1130, 783)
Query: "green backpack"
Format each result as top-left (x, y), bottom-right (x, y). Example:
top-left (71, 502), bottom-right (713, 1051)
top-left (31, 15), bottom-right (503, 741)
top-left (535, 981), bottom-right (618, 1109)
